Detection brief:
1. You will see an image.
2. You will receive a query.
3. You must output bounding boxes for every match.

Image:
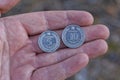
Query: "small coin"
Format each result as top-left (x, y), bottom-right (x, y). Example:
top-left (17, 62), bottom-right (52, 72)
top-left (38, 31), bottom-right (60, 53)
top-left (62, 24), bottom-right (85, 48)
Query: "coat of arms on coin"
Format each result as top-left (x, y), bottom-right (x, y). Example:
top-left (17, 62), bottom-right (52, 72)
top-left (62, 24), bottom-right (85, 48)
top-left (38, 31), bottom-right (60, 53)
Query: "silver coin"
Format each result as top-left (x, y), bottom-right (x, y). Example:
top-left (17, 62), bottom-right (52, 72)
top-left (62, 24), bottom-right (85, 48)
top-left (38, 31), bottom-right (60, 53)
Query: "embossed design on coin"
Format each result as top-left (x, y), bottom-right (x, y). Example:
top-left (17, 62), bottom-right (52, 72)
top-left (62, 24), bottom-right (85, 48)
top-left (38, 31), bottom-right (60, 53)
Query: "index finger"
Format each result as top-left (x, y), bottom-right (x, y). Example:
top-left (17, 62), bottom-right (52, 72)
top-left (3, 11), bottom-right (94, 36)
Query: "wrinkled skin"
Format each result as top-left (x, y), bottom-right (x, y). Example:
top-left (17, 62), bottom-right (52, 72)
top-left (0, 0), bottom-right (110, 80)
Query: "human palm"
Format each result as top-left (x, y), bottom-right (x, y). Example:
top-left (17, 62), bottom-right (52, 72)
top-left (0, 11), bottom-right (109, 80)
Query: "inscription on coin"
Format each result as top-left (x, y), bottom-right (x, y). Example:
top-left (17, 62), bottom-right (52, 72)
top-left (38, 31), bottom-right (60, 53)
top-left (62, 25), bottom-right (85, 48)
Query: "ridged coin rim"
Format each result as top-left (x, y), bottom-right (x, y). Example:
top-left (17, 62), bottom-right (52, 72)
top-left (38, 31), bottom-right (60, 53)
top-left (62, 24), bottom-right (85, 48)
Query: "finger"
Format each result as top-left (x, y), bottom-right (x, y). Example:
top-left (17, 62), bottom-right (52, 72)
top-left (0, 0), bottom-right (20, 13)
top-left (31, 54), bottom-right (89, 80)
top-left (0, 23), bottom-right (5, 76)
top-left (30, 24), bottom-right (109, 53)
top-left (3, 11), bottom-right (94, 35)
top-left (32, 39), bottom-right (107, 69)
top-left (81, 39), bottom-right (108, 58)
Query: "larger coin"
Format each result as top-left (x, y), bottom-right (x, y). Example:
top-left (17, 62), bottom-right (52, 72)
top-left (38, 31), bottom-right (60, 53)
top-left (62, 24), bottom-right (85, 48)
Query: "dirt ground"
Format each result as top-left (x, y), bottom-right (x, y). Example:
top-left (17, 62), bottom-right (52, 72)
top-left (3, 0), bottom-right (120, 80)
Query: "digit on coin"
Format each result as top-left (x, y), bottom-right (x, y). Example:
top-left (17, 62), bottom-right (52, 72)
top-left (38, 31), bottom-right (60, 53)
top-left (62, 24), bottom-right (85, 48)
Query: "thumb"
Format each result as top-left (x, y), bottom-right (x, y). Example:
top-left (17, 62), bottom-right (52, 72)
top-left (0, 0), bottom-right (20, 14)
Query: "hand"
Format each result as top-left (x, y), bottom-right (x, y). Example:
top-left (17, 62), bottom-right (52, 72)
top-left (0, 11), bottom-right (109, 80)
top-left (0, 0), bottom-right (110, 80)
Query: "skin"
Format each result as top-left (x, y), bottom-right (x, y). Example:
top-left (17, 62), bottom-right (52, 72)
top-left (0, 0), bottom-right (110, 80)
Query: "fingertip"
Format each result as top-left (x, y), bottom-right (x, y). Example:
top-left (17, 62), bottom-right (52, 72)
top-left (92, 39), bottom-right (108, 58)
top-left (67, 10), bottom-right (94, 26)
top-left (82, 39), bottom-right (108, 58)
top-left (98, 39), bottom-right (108, 55)
top-left (103, 25), bottom-right (110, 39)
top-left (81, 11), bottom-right (94, 25)
top-left (77, 53), bottom-right (89, 66)
top-left (96, 24), bottom-right (110, 40)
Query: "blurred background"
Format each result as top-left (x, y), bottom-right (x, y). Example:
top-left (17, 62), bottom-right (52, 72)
top-left (3, 0), bottom-right (120, 80)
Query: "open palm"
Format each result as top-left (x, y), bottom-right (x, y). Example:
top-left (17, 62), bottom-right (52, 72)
top-left (0, 11), bottom-right (109, 80)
